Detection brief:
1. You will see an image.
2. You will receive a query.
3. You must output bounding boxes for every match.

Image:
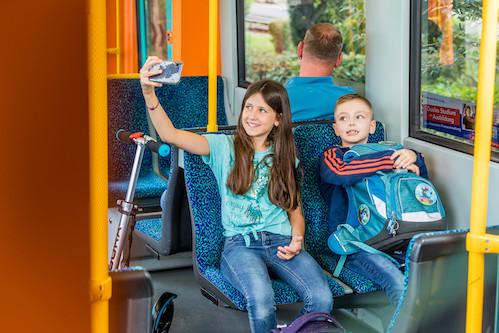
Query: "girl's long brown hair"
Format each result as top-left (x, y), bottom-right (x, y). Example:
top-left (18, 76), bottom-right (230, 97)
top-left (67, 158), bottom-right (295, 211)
top-left (226, 80), bottom-right (301, 212)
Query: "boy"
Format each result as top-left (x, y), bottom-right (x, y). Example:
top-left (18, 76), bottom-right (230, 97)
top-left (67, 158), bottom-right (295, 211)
top-left (316, 94), bottom-right (428, 306)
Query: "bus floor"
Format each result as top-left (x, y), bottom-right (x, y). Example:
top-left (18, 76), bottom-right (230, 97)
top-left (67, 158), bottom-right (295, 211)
top-left (150, 266), bottom-right (383, 333)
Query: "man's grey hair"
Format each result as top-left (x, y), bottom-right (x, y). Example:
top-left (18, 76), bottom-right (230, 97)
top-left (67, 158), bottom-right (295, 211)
top-left (303, 23), bottom-right (343, 63)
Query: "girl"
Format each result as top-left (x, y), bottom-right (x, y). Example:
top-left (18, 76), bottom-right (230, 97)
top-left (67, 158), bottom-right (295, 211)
top-left (140, 56), bottom-right (333, 333)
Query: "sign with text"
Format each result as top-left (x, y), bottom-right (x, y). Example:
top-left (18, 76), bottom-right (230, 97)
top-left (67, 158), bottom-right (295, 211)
top-left (422, 91), bottom-right (499, 148)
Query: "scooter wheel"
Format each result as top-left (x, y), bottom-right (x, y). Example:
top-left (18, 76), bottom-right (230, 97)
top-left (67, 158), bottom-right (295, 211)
top-left (152, 292), bottom-right (177, 333)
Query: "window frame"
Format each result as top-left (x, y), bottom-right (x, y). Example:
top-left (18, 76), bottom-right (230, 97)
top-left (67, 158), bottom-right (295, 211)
top-left (409, 0), bottom-right (499, 162)
top-left (236, 0), bottom-right (250, 88)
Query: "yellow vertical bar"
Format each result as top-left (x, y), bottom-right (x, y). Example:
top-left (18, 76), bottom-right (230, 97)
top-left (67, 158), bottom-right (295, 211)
top-left (116, 0), bottom-right (121, 74)
top-left (89, 0), bottom-right (112, 332)
top-left (465, 1), bottom-right (499, 332)
top-left (207, 0), bottom-right (218, 132)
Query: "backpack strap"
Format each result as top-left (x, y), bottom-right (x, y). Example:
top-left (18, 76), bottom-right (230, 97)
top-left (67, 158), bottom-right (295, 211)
top-left (330, 224), bottom-right (401, 277)
top-left (284, 312), bottom-right (344, 333)
top-left (332, 255), bottom-right (347, 277)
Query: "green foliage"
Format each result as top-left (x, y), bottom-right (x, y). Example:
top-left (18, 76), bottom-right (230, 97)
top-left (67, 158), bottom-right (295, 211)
top-left (288, 0), bottom-right (365, 56)
top-left (452, 0), bottom-right (483, 21)
top-left (421, 1), bottom-right (499, 108)
top-left (247, 32), bottom-right (275, 54)
top-left (422, 77), bottom-right (499, 108)
top-left (288, 0), bottom-right (330, 46)
top-left (334, 53), bottom-right (365, 83)
top-left (268, 18), bottom-right (294, 53)
top-left (246, 49), bottom-right (300, 84)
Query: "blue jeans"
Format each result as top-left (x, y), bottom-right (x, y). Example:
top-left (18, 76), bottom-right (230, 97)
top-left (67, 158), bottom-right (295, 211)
top-left (344, 250), bottom-right (405, 306)
top-left (220, 232), bottom-right (333, 333)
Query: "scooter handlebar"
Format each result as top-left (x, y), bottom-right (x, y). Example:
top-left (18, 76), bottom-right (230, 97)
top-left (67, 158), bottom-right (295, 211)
top-left (116, 130), bottom-right (170, 157)
top-left (116, 129), bottom-right (135, 145)
top-left (146, 140), bottom-right (170, 157)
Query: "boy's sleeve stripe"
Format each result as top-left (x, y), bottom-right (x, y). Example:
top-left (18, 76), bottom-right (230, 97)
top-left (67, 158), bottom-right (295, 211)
top-left (324, 149), bottom-right (394, 175)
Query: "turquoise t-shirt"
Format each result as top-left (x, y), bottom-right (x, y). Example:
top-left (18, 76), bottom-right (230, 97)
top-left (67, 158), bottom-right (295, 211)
top-left (202, 134), bottom-right (292, 245)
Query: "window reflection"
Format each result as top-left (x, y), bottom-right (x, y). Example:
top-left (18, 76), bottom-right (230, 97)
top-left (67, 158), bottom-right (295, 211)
top-left (241, 0), bottom-right (366, 93)
top-left (419, 0), bottom-right (499, 151)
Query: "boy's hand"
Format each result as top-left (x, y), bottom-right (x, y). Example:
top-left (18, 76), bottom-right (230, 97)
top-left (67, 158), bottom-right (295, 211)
top-left (139, 56), bottom-right (164, 96)
top-left (391, 149), bottom-right (417, 169)
top-left (405, 164), bottom-right (420, 175)
top-left (277, 235), bottom-right (303, 260)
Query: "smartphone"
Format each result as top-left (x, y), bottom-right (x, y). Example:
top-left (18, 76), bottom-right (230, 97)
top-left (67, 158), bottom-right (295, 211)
top-left (149, 61), bottom-right (184, 85)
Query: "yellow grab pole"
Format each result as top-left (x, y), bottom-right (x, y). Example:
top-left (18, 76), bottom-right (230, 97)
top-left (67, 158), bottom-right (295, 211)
top-left (115, 0), bottom-right (121, 74)
top-left (207, 0), bottom-right (218, 132)
top-left (465, 1), bottom-right (499, 332)
top-left (88, 0), bottom-right (112, 332)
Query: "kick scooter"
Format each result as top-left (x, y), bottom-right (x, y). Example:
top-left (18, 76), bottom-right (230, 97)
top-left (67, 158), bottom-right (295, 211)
top-left (109, 130), bottom-right (176, 333)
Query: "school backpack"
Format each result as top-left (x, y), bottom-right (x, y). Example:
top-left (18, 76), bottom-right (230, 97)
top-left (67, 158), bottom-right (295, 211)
top-left (327, 143), bottom-right (446, 265)
top-left (270, 312), bottom-right (347, 333)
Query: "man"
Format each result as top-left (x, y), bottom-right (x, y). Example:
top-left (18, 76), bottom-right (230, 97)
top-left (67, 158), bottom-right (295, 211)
top-left (286, 23), bottom-right (355, 122)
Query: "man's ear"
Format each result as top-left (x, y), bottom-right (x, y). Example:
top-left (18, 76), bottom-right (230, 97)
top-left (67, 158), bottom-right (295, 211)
top-left (297, 41), bottom-right (304, 59)
top-left (369, 119), bottom-right (376, 134)
top-left (334, 52), bottom-right (343, 69)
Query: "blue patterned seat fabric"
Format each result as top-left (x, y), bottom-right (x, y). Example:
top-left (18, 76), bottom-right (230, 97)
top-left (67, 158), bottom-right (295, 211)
top-left (109, 77), bottom-right (227, 251)
top-left (293, 122), bottom-right (386, 294)
top-left (183, 132), bottom-right (344, 310)
top-left (387, 227), bottom-right (499, 332)
top-left (108, 76), bottom-right (227, 206)
top-left (108, 78), bottom-right (167, 204)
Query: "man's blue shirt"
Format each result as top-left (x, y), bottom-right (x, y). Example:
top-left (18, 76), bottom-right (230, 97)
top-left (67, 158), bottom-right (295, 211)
top-left (286, 76), bottom-right (355, 122)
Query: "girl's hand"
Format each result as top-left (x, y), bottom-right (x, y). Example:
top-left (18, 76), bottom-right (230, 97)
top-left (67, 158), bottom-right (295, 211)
top-left (139, 56), bottom-right (164, 96)
top-left (277, 235), bottom-right (303, 260)
top-left (391, 149), bottom-right (417, 169)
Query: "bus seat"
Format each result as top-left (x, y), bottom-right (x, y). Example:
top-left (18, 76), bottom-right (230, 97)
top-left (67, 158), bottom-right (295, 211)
top-left (293, 122), bottom-right (386, 295)
top-left (387, 228), bottom-right (498, 332)
top-left (108, 78), bottom-right (167, 207)
top-left (133, 146), bottom-right (192, 256)
top-left (108, 76), bottom-right (227, 256)
top-left (183, 138), bottom-right (345, 310)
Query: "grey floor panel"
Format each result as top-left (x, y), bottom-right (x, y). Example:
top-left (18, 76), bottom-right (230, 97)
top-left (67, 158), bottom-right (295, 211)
top-left (150, 267), bottom-right (382, 333)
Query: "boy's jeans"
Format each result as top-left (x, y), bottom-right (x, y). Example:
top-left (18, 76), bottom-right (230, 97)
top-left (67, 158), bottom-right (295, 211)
top-left (344, 250), bottom-right (405, 306)
top-left (220, 231), bottom-right (333, 333)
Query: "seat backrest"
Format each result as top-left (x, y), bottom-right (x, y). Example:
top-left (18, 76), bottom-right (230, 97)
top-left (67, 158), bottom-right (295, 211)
top-left (388, 228), bottom-right (498, 332)
top-left (154, 75), bottom-right (228, 180)
top-left (107, 76), bottom-right (228, 204)
top-left (293, 121), bottom-right (385, 257)
top-left (108, 78), bottom-right (167, 205)
top-left (183, 132), bottom-right (316, 309)
top-left (293, 121), bottom-right (386, 293)
top-left (134, 146), bottom-right (192, 256)
top-left (183, 148), bottom-right (249, 309)
top-left (109, 76), bottom-right (228, 256)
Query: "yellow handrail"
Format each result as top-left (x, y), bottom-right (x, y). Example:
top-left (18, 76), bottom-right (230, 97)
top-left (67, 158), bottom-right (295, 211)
top-left (107, 73), bottom-right (140, 79)
top-left (89, 0), bottom-right (111, 332)
top-left (106, 0), bottom-right (121, 74)
top-left (207, 0), bottom-right (218, 132)
top-left (465, 0), bottom-right (499, 332)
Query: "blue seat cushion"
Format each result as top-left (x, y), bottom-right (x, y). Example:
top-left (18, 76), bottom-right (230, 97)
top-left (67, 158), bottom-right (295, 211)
top-left (135, 217), bottom-right (162, 242)
top-left (293, 122), bottom-right (385, 293)
top-left (183, 146), bottom-right (345, 310)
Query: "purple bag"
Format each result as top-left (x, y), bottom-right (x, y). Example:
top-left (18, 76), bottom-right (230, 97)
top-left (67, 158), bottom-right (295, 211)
top-left (270, 312), bottom-right (347, 333)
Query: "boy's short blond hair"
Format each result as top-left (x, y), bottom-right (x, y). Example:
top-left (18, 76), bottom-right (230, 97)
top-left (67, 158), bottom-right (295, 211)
top-left (334, 94), bottom-right (374, 120)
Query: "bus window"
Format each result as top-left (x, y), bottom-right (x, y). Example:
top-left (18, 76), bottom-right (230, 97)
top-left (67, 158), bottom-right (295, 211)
top-left (236, 0), bottom-right (366, 94)
top-left (410, 0), bottom-right (499, 160)
top-left (138, 0), bottom-right (172, 66)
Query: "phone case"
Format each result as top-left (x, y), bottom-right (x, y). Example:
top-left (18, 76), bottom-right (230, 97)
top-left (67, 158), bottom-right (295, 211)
top-left (149, 61), bottom-right (184, 85)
